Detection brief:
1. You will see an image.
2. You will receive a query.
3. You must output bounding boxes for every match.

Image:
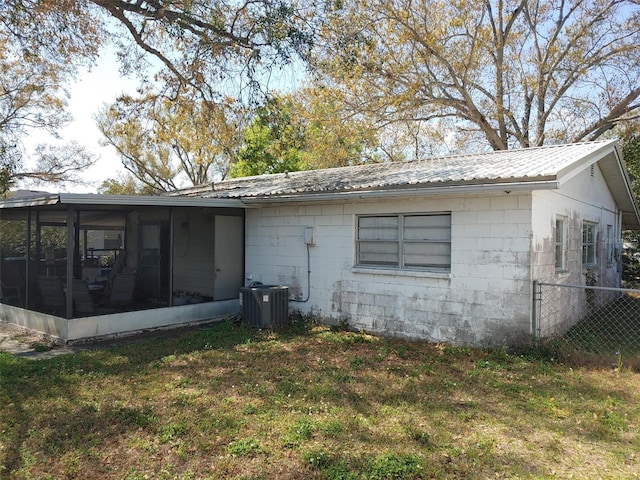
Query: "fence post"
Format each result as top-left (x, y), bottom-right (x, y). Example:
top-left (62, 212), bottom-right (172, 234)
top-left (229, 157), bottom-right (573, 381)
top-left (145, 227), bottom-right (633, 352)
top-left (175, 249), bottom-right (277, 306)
top-left (532, 280), bottom-right (541, 347)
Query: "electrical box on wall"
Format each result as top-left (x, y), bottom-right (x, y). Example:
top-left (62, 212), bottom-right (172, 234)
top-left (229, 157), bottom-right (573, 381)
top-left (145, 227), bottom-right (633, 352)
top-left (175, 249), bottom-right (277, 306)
top-left (304, 226), bottom-right (316, 246)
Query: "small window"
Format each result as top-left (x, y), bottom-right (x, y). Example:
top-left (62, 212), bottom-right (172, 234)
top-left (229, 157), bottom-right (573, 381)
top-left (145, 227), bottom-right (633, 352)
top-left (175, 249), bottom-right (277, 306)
top-left (555, 218), bottom-right (566, 271)
top-left (356, 213), bottom-right (451, 271)
top-left (606, 225), bottom-right (614, 266)
top-left (582, 222), bottom-right (597, 266)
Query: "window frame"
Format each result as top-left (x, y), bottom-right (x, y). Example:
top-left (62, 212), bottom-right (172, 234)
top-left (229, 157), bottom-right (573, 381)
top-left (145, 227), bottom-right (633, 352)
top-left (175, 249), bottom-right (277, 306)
top-left (356, 212), bottom-right (451, 272)
top-left (606, 224), bottom-right (614, 266)
top-left (555, 217), bottom-right (567, 272)
top-left (582, 221), bottom-right (597, 267)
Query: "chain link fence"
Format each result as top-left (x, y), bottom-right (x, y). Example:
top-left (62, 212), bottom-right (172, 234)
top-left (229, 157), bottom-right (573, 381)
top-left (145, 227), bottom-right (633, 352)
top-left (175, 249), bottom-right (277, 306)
top-left (534, 281), bottom-right (640, 368)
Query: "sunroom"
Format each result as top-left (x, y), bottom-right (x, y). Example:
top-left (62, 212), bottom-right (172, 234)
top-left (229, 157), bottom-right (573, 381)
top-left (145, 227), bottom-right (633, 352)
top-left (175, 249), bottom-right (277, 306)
top-left (0, 192), bottom-right (244, 343)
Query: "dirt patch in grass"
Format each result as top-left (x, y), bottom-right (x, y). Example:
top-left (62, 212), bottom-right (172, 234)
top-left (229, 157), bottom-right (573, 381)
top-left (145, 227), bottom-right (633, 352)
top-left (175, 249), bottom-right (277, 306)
top-left (1, 320), bottom-right (639, 479)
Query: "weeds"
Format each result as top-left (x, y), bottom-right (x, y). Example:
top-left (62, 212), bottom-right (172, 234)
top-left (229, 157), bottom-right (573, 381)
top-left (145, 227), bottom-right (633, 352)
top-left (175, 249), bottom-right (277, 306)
top-left (226, 438), bottom-right (262, 457)
top-left (0, 320), bottom-right (639, 479)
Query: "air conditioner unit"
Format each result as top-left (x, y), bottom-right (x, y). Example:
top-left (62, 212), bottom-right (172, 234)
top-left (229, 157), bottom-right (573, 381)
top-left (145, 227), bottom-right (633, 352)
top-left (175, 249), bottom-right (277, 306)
top-left (239, 285), bottom-right (289, 328)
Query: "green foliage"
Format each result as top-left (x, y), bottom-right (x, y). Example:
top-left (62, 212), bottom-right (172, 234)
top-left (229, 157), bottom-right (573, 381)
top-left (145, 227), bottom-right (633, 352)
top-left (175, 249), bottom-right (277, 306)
top-left (301, 448), bottom-right (332, 469)
top-left (621, 129), bottom-right (640, 203)
top-left (97, 175), bottom-right (156, 195)
top-left (367, 453), bottom-right (422, 479)
top-left (618, 130), bottom-right (640, 285)
top-left (159, 422), bottom-right (190, 443)
top-left (0, 165), bottom-right (15, 196)
top-left (229, 91), bottom-right (378, 178)
top-left (283, 418), bottom-right (316, 446)
top-left (226, 438), bottom-right (263, 457)
top-left (229, 96), bottom-right (310, 178)
top-left (0, 220), bottom-right (26, 257)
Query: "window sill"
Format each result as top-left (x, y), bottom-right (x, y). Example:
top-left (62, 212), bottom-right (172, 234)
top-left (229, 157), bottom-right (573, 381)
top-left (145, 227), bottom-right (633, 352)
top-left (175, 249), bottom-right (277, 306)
top-left (352, 267), bottom-right (451, 280)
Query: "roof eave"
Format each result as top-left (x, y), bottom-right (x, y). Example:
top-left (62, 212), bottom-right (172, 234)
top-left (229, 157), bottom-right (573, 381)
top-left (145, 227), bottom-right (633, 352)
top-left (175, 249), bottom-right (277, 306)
top-left (0, 193), bottom-right (245, 210)
top-left (0, 194), bottom-right (61, 209)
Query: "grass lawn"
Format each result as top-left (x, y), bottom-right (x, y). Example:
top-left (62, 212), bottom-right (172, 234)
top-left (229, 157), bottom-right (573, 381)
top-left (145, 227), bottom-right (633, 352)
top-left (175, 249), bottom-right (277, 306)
top-left (1, 319), bottom-right (639, 479)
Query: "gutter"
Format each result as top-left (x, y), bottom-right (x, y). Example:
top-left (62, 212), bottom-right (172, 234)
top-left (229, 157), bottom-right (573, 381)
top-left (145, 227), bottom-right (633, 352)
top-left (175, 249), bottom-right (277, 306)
top-left (0, 193), bottom-right (245, 210)
top-left (57, 194), bottom-right (245, 208)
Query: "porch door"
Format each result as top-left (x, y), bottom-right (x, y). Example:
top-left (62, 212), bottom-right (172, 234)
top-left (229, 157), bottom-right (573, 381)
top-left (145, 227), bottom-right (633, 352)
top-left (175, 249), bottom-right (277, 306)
top-left (213, 215), bottom-right (243, 300)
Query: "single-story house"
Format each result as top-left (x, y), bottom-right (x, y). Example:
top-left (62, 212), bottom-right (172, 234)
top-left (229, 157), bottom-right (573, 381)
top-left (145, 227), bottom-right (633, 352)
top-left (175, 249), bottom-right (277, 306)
top-left (175, 139), bottom-right (639, 346)
top-left (1, 140), bottom-right (638, 346)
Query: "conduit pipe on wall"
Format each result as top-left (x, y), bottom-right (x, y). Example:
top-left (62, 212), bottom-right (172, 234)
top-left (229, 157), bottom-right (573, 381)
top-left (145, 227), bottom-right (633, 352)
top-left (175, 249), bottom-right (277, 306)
top-left (291, 243), bottom-right (311, 303)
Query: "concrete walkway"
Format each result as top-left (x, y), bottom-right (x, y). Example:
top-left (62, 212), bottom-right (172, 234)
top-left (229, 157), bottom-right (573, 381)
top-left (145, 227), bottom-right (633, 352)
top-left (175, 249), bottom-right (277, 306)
top-left (0, 322), bottom-right (80, 360)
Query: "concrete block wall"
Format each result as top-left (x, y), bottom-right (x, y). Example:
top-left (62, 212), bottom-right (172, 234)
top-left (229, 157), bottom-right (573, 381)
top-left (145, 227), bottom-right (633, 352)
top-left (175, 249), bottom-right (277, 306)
top-left (530, 163), bottom-right (622, 338)
top-left (245, 191), bottom-right (534, 347)
top-left (531, 163), bottom-right (621, 287)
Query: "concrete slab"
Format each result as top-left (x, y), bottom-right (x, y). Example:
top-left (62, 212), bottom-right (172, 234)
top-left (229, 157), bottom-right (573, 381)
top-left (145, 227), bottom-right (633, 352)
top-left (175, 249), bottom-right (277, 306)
top-left (0, 322), bottom-right (80, 360)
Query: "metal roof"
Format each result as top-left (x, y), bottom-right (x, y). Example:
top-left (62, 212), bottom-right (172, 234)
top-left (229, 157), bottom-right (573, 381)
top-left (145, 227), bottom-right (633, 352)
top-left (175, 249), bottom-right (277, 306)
top-left (175, 140), bottom-right (614, 198)
top-left (172, 140), bottom-right (640, 229)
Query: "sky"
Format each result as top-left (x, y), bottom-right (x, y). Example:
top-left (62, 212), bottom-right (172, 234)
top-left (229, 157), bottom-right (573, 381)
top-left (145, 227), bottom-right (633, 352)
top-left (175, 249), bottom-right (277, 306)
top-left (61, 52), bottom-right (132, 191)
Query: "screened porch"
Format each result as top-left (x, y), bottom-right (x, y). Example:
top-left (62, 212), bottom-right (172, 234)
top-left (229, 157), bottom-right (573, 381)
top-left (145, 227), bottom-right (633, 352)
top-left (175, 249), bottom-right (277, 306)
top-left (0, 193), bottom-right (245, 342)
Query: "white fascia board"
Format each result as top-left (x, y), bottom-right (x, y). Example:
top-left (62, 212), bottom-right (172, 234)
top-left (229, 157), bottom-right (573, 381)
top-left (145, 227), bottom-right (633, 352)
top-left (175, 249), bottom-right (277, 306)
top-left (56, 194), bottom-right (245, 209)
top-left (555, 140), bottom-right (618, 187)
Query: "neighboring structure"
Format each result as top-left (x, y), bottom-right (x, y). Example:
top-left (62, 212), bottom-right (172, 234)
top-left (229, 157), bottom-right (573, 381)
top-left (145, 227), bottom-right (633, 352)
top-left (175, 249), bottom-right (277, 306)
top-left (1, 140), bottom-right (638, 346)
top-left (176, 140), bottom-right (639, 347)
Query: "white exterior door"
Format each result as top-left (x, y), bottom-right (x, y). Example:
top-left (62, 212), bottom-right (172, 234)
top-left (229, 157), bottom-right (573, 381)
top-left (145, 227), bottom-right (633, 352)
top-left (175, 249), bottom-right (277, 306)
top-left (214, 215), bottom-right (244, 300)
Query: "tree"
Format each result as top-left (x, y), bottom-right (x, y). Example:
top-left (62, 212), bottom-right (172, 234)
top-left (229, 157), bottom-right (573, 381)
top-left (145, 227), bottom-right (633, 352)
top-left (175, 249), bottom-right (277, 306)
top-left (1, 1), bottom-right (104, 190)
top-left (313, 0), bottom-right (640, 152)
top-left (229, 90), bottom-right (378, 177)
top-left (229, 96), bottom-right (309, 177)
top-left (14, 142), bottom-right (95, 185)
top-left (96, 90), bottom-right (247, 192)
top-left (1, 0), bottom-right (319, 190)
top-left (0, 139), bottom-right (96, 195)
top-left (0, 30), bottom-right (96, 193)
top-left (97, 174), bottom-right (151, 195)
top-left (617, 124), bottom-right (640, 202)
top-left (294, 86), bottom-right (379, 168)
top-left (2, 0), bottom-right (317, 100)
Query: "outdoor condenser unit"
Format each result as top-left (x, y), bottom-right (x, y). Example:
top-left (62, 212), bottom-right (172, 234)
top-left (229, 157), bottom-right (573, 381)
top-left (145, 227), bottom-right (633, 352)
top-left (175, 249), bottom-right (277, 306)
top-left (239, 284), bottom-right (290, 328)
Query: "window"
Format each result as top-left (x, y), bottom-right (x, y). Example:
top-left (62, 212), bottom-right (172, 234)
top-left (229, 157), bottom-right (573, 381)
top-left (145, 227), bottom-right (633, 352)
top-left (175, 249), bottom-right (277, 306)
top-left (606, 225), bottom-right (614, 266)
top-left (582, 222), bottom-right (597, 266)
top-left (356, 213), bottom-right (451, 271)
top-left (555, 218), bottom-right (566, 271)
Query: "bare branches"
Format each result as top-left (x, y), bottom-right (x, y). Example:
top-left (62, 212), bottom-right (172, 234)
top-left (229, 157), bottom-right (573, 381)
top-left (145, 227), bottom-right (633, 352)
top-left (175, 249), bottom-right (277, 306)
top-left (95, 88), bottom-right (247, 192)
top-left (313, 0), bottom-right (640, 152)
